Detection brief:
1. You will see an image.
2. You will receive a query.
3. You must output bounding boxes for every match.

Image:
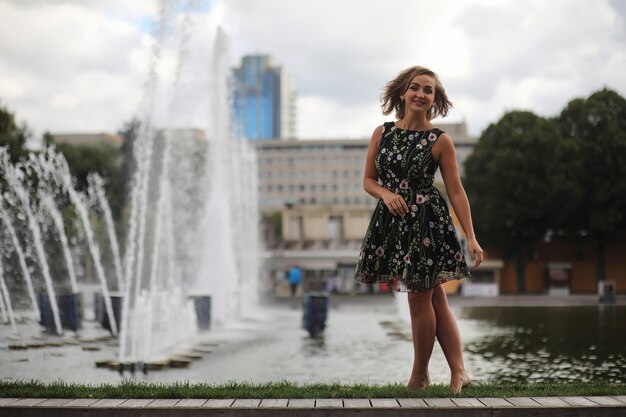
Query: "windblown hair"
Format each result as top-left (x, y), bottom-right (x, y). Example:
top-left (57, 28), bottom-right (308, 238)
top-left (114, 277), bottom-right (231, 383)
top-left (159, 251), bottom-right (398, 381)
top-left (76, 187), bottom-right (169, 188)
top-left (381, 66), bottom-right (453, 120)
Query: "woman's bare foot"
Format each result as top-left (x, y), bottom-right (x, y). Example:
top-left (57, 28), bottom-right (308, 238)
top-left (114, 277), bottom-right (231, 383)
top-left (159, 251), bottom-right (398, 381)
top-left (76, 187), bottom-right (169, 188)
top-left (407, 372), bottom-right (430, 390)
top-left (449, 372), bottom-right (471, 394)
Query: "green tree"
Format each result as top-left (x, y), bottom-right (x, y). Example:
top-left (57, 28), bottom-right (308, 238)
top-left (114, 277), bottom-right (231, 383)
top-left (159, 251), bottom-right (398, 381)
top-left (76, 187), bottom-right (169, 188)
top-left (114, 118), bottom-right (140, 220)
top-left (52, 141), bottom-right (121, 192)
top-left (556, 88), bottom-right (626, 284)
top-left (0, 104), bottom-right (31, 163)
top-left (464, 111), bottom-right (561, 293)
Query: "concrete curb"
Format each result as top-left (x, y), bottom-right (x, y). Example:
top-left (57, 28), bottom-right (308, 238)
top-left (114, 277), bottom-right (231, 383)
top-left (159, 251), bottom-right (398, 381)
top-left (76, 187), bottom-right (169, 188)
top-left (1, 396), bottom-right (626, 416)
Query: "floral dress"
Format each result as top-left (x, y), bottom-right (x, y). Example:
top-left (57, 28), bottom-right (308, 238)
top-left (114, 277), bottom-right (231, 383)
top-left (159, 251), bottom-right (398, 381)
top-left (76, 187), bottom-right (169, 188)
top-left (354, 121), bottom-right (470, 292)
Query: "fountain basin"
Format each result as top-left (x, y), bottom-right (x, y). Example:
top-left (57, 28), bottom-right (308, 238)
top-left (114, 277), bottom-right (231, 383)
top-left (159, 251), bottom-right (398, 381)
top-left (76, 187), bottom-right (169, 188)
top-left (94, 293), bottom-right (122, 335)
top-left (37, 292), bottom-right (82, 333)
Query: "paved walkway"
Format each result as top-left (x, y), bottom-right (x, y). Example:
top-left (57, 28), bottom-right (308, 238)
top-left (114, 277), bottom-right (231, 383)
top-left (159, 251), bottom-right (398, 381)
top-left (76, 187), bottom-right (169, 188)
top-left (1, 396), bottom-right (626, 416)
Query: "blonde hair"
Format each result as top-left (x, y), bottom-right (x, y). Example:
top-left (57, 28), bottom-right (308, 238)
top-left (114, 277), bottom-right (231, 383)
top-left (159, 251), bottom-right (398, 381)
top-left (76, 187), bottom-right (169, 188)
top-left (381, 66), bottom-right (453, 120)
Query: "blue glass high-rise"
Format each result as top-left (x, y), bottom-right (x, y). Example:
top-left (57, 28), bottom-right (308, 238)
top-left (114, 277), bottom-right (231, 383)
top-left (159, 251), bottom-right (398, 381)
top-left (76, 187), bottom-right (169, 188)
top-left (233, 55), bottom-right (296, 140)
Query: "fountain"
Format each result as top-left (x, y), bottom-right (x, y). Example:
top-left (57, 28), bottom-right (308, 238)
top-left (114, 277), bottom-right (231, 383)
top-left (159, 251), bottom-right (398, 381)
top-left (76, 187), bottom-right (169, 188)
top-left (0, 0), bottom-right (260, 370)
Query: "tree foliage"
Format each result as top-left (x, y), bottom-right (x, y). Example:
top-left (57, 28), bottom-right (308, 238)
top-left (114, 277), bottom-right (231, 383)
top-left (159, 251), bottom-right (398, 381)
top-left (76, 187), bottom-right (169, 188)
top-left (465, 111), bottom-right (559, 248)
top-left (0, 104), bottom-right (31, 163)
top-left (555, 88), bottom-right (626, 239)
top-left (555, 88), bottom-right (626, 281)
top-left (464, 88), bottom-right (626, 291)
top-left (464, 111), bottom-right (561, 292)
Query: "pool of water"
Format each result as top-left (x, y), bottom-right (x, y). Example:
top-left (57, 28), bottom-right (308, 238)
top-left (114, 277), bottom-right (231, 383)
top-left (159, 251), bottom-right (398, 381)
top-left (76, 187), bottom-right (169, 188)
top-left (459, 305), bottom-right (626, 383)
top-left (1, 296), bottom-right (624, 385)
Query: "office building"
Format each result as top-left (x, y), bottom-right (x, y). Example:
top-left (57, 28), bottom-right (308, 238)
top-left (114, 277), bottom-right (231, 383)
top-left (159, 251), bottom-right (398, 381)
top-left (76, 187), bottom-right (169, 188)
top-left (255, 121), bottom-right (475, 211)
top-left (233, 55), bottom-right (296, 140)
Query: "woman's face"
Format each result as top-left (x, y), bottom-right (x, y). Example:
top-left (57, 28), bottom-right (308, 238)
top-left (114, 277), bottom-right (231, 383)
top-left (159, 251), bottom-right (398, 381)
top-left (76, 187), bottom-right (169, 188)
top-left (401, 74), bottom-right (436, 114)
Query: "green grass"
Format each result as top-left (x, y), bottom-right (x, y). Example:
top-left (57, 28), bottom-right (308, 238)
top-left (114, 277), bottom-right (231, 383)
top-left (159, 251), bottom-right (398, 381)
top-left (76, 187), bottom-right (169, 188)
top-left (0, 380), bottom-right (624, 399)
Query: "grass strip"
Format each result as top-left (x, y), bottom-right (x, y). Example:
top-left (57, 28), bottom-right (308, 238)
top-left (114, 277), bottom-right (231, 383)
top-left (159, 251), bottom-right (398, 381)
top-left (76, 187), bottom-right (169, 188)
top-left (0, 380), bottom-right (624, 399)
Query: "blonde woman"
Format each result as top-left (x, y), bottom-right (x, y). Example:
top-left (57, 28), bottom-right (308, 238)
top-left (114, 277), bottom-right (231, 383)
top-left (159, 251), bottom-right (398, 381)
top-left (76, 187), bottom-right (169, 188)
top-left (354, 66), bottom-right (483, 393)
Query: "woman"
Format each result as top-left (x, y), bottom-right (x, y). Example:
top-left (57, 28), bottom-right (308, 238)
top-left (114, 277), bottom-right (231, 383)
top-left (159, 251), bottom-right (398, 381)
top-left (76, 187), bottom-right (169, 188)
top-left (354, 66), bottom-right (483, 393)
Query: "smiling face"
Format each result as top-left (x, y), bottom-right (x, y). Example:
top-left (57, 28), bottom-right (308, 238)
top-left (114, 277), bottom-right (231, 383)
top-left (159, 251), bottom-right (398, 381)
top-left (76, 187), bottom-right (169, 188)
top-left (400, 74), bottom-right (436, 115)
top-left (381, 66), bottom-right (453, 120)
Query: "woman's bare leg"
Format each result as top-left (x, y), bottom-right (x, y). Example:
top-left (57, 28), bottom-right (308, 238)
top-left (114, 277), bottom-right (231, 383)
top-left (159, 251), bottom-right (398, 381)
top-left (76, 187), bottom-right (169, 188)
top-left (432, 284), bottom-right (471, 393)
top-left (407, 289), bottom-right (435, 390)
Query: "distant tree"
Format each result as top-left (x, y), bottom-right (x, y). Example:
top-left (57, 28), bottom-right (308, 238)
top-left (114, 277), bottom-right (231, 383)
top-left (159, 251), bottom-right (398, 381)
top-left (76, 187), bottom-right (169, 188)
top-left (108, 118), bottom-right (140, 221)
top-left (464, 111), bottom-right (561, 293)
top-left (51, 141), bottom-right (121, 193)
top-left (0, 104), bottom-right (31, 163)
top-left (118, 120), bottom-right (139, 193)
top-left (556, 88), bottom-right (626, 284)
top-left (261, 210), bottom-right (283, 246)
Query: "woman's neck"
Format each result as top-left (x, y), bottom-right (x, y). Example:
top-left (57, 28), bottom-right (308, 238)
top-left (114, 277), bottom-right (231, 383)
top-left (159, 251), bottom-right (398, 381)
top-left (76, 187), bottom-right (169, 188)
top-left (396, 114), bottom-right (432, 131)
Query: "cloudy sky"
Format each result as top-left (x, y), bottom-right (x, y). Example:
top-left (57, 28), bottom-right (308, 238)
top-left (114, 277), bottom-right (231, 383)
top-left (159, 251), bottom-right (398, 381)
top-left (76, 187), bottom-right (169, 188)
top-left (0, 0), bottom-right (624, 140)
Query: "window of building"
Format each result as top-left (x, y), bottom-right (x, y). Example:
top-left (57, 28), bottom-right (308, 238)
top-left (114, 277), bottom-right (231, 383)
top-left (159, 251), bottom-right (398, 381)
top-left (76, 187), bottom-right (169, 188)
top-left (287, 215), bottom-right (303, 240)
top-left (328, 216), bottom-right (343, 240)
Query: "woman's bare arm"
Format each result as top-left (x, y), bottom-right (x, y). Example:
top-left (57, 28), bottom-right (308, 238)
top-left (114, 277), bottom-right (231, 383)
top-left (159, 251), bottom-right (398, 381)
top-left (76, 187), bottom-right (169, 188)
top-left (433, 133), bottom-right (483, 266)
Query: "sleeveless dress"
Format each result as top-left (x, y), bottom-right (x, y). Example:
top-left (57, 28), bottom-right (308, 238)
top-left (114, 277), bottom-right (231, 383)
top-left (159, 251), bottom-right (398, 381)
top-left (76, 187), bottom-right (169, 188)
top-left (354, 122), bottom-right (470, 292)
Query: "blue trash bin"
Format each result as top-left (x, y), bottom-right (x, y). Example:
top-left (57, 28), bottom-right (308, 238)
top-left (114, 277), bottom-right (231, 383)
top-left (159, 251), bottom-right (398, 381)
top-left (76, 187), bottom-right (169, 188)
top-left (38, 292), bottom-right (81, 332)
top-left (302, 292), bottom-right (328, 337)
top-left (191, 295), bottom-right (212, 330)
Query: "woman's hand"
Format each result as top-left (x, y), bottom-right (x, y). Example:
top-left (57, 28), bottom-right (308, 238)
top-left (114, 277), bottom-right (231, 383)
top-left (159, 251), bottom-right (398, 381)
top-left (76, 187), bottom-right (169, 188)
top-left (381, 189), bottom-right (409, 217)
top-left (467, 238), bottom-right (484, 268)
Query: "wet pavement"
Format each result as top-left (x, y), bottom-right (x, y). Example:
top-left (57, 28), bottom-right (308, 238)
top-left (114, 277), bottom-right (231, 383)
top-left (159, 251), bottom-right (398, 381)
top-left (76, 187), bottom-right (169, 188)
top-left (1, 293), bottom-right (625, 385)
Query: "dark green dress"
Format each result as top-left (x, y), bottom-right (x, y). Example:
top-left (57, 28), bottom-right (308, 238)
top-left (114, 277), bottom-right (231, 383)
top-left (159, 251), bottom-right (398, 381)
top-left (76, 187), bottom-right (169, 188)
top-left (354, 121), bottom-right (470, 292)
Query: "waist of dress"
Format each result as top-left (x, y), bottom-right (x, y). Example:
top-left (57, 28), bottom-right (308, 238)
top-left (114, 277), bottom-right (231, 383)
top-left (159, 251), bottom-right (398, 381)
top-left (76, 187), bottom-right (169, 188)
top-left (384, 183), bottom-right (437, 194)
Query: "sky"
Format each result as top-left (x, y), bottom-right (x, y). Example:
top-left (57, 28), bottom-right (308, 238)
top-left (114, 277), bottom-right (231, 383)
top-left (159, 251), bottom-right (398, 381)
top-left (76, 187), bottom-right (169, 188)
top-left (0, 0), bottom-right (624, 140)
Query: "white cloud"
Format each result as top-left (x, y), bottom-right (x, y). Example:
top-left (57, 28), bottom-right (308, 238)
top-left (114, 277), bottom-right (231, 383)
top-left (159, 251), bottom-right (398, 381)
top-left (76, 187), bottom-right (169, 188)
top-left (298, 95), bottom-right (380, 139)
top-left (220, 0), bottom-right (626, 137)
top-left (0, 0), bottom-right (624, 140)
top-left (0, 1), bottom-right (151, 134)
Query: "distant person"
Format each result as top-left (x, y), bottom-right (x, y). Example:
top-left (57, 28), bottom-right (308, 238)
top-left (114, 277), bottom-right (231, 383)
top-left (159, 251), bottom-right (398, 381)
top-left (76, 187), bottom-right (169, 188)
top-left (354, 66), bottom-right (483, 394)
top-left (325, 270), bottom-right (340, 294)
top-left (288, 265), bottom-right (302, 297)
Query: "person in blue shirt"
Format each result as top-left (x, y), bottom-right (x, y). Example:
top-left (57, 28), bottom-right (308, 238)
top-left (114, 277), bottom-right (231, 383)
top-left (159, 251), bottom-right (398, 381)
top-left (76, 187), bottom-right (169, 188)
top-left (288, 265), bottom-right (303, 297)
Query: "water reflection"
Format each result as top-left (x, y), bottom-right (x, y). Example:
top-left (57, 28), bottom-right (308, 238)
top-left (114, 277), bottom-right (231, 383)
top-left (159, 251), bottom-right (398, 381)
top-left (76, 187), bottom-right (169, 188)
top-left (460, 305), bottom-right (626, 383)
top-left (302, 335), bottom-right (327, 357)
top-left (2, 300), bottom-right (624, 385)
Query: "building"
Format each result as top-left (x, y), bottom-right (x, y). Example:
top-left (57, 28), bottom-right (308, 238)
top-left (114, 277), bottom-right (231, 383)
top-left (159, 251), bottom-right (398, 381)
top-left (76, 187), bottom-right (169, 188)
top-left (255, 121), bottom-right (475, 211)
top-left (256, 138), bottom-right (374, 210)
top-left (233, 55), bottom-right (296, 141)
top-left (254, 123), bottom-right (504, 296)
top-left (496, 240), bottom-right (626, 295)
top-left (50, 133), bottom-right (123, 147)
top-left (442, 121), bottom-right (476, 177)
